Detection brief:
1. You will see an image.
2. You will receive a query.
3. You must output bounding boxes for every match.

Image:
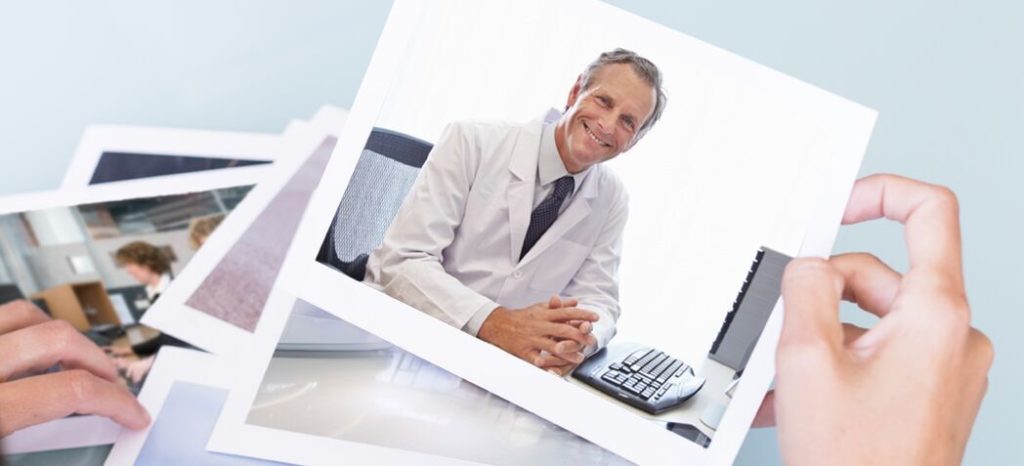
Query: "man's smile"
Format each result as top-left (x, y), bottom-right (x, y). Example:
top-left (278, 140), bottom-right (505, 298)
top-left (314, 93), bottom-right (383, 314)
top-left (582, 120), bottom-right (612, 148)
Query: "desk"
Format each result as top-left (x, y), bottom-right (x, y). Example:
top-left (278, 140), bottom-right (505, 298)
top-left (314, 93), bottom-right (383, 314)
top-left (249, 346), bottom-right (630, 465)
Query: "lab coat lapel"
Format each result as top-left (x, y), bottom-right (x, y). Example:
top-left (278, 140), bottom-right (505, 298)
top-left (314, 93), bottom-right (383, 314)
top-left (507, 118), bottom-right (544, 262)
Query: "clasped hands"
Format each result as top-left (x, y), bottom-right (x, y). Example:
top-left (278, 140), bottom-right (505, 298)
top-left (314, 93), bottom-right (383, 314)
top-left (478, 296), bottom-right (599, 376)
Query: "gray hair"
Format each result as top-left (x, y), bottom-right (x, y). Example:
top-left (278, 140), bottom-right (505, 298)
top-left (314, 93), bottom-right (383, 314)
top-left (579, 48), bottom-right (667, 140)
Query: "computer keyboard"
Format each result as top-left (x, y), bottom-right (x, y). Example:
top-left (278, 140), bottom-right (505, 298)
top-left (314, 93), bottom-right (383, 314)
top-left (572, 342), bottom-right (706, 415)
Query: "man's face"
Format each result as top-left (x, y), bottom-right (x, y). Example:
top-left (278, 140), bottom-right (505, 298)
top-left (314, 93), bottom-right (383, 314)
top-left (555, 63), bottom-right (656, 174)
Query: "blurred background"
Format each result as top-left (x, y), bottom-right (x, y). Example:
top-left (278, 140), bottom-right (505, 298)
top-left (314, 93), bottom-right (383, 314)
top-left (0, 1), bottom-right (1019, 464)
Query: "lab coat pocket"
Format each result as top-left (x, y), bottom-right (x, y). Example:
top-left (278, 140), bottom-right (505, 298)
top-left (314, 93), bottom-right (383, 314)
top-left (527, 238), bottom-right (590, 294)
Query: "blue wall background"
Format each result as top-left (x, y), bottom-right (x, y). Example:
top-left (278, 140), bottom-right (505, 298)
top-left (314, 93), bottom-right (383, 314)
top-left (1, 1), bottom-right (1019, 464)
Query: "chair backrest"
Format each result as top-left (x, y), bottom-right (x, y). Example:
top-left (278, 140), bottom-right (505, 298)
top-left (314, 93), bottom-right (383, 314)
top-left (317, 128), bottom-right (432, 280)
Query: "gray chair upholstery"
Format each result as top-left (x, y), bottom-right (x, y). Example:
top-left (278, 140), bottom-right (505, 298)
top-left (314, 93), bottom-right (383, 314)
top-left (317, 128), bottom-right (432, 280)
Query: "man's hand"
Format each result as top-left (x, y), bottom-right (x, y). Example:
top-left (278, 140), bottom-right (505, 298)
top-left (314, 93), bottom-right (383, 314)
top-left (754, 175), bottom-right (993, 466)
top-left (532, 297), bottom-right (599, 376)
top-left (478, 296), bottom-right (599, 375)
top-left (0, 300), bottom-right (151, 437)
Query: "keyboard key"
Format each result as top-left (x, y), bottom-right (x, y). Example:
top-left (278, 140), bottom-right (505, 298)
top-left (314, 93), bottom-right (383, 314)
top-left (634, 350), bottom-right (659, 370)
top-left (642, 388), bottom-right (655, 399)
top-left (651, 357), bottom-right (675, 378)
top-left (640, 352), bottom-right (667, 374)
top-left (660, 360), bottom-right (683, 382)
top-left (602, 372), bottom-right (621, 385)
top-left (624, 349), bottom-right (652, 367)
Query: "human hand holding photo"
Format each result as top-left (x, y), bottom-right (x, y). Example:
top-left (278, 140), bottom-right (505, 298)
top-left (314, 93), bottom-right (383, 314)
top-left (0, 300), bottom-right (151, 437)
top-left (755, 174), bottom-right (993, 465)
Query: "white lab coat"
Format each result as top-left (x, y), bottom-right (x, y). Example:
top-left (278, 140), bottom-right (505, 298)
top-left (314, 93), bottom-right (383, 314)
top-left (365, 115), bottom-right (629, 349)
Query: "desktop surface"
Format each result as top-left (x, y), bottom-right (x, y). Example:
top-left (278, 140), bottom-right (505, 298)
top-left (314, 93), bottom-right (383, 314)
top-left (250, 347), bottom-right (629, 465)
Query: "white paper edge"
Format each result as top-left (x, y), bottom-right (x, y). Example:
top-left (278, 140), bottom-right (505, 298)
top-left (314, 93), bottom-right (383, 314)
top-left (103, 347), bottom-right (230, 466)
top-left (3, 417), bottom-right (121, 456)
top-left (0, 165), bottom-right (271, 217)
top-left (60, 125), bottom-right (285, 189)
top-left (138, 120), bottom-right (334, 356)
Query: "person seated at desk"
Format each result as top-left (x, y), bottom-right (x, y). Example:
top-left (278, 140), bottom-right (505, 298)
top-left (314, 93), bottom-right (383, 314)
top-left (106, 241), bottom-right (186, 383)
top-left (366, 49), bottom-right (667, 376)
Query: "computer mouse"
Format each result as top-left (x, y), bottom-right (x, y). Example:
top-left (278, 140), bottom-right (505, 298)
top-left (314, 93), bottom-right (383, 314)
top-left (675, 375), bottom-right (707, 402)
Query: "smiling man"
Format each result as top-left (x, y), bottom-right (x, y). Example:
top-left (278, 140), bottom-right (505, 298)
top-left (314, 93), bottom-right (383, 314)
top-left (366, 49), bottom-right (667, 375)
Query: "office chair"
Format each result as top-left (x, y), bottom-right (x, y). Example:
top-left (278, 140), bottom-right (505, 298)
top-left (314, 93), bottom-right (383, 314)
top-left (281, 128), bottom-right (431, 353)
top-left (316, 127), bottom-right (432, 280)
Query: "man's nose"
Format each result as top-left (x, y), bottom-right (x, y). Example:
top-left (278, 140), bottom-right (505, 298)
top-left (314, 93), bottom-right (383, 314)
top-left (597, 112), bottom-right (615, 135)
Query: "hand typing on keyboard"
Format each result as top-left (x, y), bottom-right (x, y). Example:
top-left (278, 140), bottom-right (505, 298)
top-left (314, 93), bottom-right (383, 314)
top-left (478, 295), bottom-right (599, 376)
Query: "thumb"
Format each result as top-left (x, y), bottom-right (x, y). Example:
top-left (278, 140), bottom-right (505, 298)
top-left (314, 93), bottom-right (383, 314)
top-left (548, 295), bottom-right (562, 309)
top-left (779, 258), bottom-right (845, 356)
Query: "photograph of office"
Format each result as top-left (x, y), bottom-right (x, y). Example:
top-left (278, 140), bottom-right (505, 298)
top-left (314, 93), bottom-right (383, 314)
top-left (0, 186), bottom-right (250, 391)
top-left (296, 7), bottom-right (839, 452)
top-left (263, 1), bottom-right (872, 461)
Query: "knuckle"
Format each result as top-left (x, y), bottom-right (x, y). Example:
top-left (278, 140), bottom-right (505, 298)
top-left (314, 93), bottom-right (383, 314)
top-left (905, 273), bottom-right (967, 305)
top-left (43, 319), bottom-right (79, 350)
top-left (65, 369), bottom-right (98, 404)
top-left (847, 252), bottom-right (883, 267)
top-left (928, 184), bottom-right (960, 212)
top-left (970, 329), bottom-right (995, 368)
top-left (8, 299), bottom-right (45, 322)
top-left (784, 258), bottom-right (833, 281)
top-left (783, 258), bottom-right (840, 290)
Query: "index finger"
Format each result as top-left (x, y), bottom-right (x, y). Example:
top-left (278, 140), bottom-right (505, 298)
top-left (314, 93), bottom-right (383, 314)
top-left (0, 370), bottom-right (150, 436)
top-left (842, 174), bottom-right (963, 293)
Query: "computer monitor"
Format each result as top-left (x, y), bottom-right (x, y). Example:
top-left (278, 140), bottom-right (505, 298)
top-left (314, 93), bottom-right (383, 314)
top-left (106, 285), bottom-right (151, 323)
top-left (708, 247), bottom-right (792, 372)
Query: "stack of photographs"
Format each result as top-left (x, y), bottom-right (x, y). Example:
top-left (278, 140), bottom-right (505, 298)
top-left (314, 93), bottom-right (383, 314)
top-left (2, 1), bottom-right (879, 465)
